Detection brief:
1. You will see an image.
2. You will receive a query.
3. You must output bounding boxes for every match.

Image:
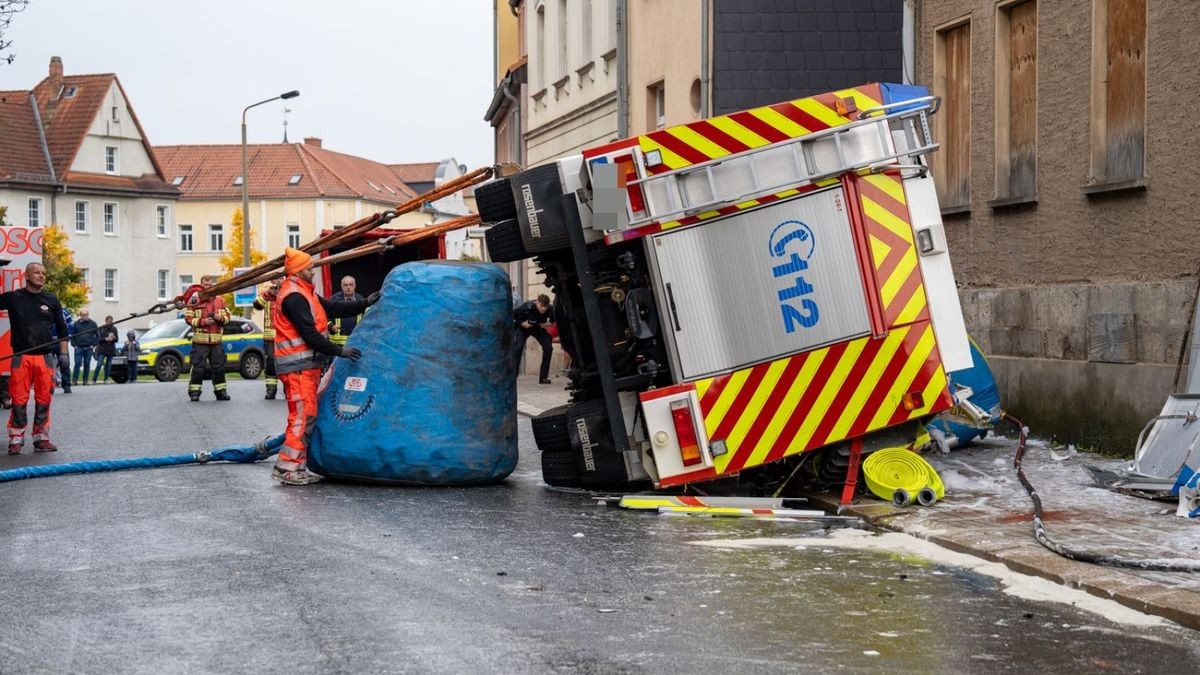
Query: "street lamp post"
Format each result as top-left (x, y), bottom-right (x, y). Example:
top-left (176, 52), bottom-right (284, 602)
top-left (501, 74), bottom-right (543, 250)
top-left (241, 90), bottom-right (300, 270)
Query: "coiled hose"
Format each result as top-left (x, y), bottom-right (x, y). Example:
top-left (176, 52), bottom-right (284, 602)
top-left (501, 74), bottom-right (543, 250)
top-left (1009, 414), bottom-right (1200, 573)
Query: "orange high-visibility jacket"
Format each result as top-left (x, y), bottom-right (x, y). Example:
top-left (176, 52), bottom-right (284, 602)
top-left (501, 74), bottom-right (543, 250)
top-left (272, 277), bottom-right (328, 375)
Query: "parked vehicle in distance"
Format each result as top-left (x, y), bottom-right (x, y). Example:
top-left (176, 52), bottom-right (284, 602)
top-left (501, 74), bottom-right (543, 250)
top-left (111, 317), bottom-right (265, 383)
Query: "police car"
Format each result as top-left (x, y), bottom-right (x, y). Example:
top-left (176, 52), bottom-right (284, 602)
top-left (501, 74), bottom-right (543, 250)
top-left (111, 317), bottom-right (266, 383)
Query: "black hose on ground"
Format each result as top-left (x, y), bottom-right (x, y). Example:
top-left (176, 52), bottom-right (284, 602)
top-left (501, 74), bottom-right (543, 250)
top-left (1008, 413), bottom-right (1200, 573)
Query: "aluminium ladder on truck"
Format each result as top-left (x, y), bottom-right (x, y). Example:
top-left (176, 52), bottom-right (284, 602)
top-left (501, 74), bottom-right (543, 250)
top-left (526, 83), bottom-right (974, 498)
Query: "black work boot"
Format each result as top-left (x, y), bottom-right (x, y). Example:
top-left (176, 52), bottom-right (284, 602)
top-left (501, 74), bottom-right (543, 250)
top-left (189, 392), bottom-right (201, 402)
top-left (215, 390), bottom-right (231, 401)
top-left (265, 386), bottom-right (277, 400)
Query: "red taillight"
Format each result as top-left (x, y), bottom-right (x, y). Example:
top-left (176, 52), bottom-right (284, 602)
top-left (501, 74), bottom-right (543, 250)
top-left (902, 391), bottom-right (925, 412)
top-left (670, 399), bottom-right (703, 466)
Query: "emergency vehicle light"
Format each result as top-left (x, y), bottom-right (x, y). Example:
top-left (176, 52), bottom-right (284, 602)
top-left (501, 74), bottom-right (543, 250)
top-left (670, 399), bottom-right (703, 466)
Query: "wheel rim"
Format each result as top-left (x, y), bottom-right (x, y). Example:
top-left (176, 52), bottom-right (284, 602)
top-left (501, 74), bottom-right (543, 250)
top-left (159, 356), bottom-right (180, 380)
top-left (243, 355), bottom-right (262, 378)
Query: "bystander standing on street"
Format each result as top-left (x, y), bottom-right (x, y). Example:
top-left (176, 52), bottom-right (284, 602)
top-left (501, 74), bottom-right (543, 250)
top-left (328, 275), bottom-right (365, 347)
top-left (71, 309), bottom-right (98, 386)
top-left (0, 262), bottom-right (68, 454)
top-left (120, 331), bottom-right (139, 383)
top-left (92, 316), bottom-right (118, 383)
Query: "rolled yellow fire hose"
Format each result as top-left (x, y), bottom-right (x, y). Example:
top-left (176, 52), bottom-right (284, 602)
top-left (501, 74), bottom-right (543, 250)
top-left (862, 447), bottom-right (945, 506)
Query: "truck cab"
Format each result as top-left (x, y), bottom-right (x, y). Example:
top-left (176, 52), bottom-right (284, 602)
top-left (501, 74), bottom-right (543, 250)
top-left (481, 83), bottom-right (972, 495)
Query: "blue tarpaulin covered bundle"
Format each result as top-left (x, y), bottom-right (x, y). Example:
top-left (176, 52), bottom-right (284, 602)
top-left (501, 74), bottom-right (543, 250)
top-left (308, 261), bottom-right (518, 485)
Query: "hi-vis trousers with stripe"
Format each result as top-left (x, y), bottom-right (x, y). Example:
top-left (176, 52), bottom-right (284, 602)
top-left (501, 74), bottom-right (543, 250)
top-left (275, 369), bottom-right (320, 471)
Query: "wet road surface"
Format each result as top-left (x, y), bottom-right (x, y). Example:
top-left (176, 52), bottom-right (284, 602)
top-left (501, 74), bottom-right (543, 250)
top-left (1, 380), bottom-right (1198, 673)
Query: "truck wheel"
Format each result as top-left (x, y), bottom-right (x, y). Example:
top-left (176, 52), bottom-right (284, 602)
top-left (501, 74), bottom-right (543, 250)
top-left (155, 354), bottom-right (182, 382)
top-left (540, 449), bottom-right (582, 487)
top-left (485, 218), bottom-right (530, 263)
top-left (532, 404), bottom-right (571, 453)
top-left (475, 177), bottom-right (517, 223)
top-left (515, 164), bottom-right (572, 253)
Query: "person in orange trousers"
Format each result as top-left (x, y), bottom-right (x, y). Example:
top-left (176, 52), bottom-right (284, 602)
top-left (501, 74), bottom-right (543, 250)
top-left (271, 247), bottom-right (378, 485)
top-left (0, 262), bottom-right (69, 454)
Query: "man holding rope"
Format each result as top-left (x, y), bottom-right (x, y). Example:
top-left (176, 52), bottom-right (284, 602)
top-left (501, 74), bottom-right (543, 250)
top-left (0, 262), bottom-right (69, 454)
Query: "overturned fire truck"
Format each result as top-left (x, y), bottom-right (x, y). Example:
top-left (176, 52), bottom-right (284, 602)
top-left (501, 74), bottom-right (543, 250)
top-left (479, 83), bottom-right (975, 498)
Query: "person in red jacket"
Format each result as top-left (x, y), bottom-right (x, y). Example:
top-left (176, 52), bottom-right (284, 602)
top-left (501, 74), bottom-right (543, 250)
top-left (0, 262), bottom-right (69, 454)
top-left (184, 275), bottom-right (232, 401)
top-left (271, 248), bottom-right (377, 485)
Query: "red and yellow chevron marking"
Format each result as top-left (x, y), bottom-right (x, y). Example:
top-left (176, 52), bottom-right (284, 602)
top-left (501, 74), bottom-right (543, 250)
top-left (691, 320), bottom-right (952, 478)
top-left (604, 84), bottom-right (885, 244)
top-left (855, 173), bottom-right (930, 328)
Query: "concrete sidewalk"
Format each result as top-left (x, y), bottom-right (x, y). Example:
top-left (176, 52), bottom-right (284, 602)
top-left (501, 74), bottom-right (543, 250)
top-left (515, 382), bottom-right (1200, 630)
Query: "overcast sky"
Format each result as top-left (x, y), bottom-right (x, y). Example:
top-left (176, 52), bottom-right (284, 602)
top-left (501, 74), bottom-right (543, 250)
top-left (1, 0), bottom-right (496, 171)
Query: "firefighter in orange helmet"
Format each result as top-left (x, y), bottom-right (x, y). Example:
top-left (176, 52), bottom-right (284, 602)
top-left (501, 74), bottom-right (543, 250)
top-left (271, 247), bottom-right (378, 485)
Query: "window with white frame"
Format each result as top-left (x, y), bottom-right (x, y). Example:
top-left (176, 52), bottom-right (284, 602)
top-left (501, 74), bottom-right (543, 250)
top-left (647, 82), bottom-right (665, 130)
top-left (103, 203), bottom-right (118, 235)
top-left (105, 146), bottom-right (118, 174)
top-left (156, 205), bottom-right (170, 237)
top-left (74, 200), bottom-right (89, 233)
top-left (104, 269), bottom-right (118, 300)
top-left (535, 4), bottom-right (546, 91)
top-left (580, 0), bottom-right (593, 68)
top-left (81, 268), bottom-right (90, 292)
top-left (287, 223), bottom-right (301, 249)
top-left (28, 198), bottom-right (42, 227)
top-left (179, 224), bottom-right (193, 252)
top-left (157, 269), bottom-right (169, 300)
top-left (179, 274), bottom-right (194, 294)
top-left (209, 224), bottom-right (224, 252)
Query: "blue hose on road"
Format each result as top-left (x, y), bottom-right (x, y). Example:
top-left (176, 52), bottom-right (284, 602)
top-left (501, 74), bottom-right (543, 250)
top-left (0, 434), bottom-right (284, 484)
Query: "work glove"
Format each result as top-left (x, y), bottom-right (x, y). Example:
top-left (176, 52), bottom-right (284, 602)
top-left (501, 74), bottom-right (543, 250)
top-left (367, 291), bottom-right (381, 306)
top-left (340, 347), bottom-right (362, 362)
top-left (58, 353), bottom-right (69, 369)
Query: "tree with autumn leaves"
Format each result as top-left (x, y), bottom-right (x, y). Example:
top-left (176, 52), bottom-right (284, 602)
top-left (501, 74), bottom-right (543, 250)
top-left (217, 209), bottom-right (267, 310)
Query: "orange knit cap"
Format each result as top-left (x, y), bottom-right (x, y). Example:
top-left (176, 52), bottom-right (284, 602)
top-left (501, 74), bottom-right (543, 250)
top-left (284, 247), bottom-right (313, 276)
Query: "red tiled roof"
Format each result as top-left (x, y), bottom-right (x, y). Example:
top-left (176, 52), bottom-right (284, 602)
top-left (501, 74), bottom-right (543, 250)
top-left (0, 90), bottom-right (52, 184)
top-left (388, 162), bottom-right (440, 185)
top-left (157, 143), bottom-right (422, 202)
top-left (2, 70), bottom-right (174, 195)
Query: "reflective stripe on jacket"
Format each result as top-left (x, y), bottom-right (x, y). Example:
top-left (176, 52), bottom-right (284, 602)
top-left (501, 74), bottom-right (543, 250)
top-left (184, 296), bottom-right (230, 345)
top-left (253, 294), bottom-right (276, 340)
top-left (272, 277), bottom-right (327, 375)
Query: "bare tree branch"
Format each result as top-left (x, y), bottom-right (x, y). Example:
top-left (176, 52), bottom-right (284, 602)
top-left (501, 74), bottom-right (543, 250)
top-left (0, 1), bottom-right (31, 66)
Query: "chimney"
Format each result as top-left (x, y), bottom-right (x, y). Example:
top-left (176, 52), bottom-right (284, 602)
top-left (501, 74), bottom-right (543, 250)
top-left (48, 56), bottom-right (64, 92)
top-left (303, 137), bottom-right (322, 148)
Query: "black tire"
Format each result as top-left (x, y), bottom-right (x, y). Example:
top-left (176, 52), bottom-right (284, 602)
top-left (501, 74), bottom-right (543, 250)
top-left (485, 218), bottom-right (530, 263)
top-left (110, 369), bottom-right (127, 384)
top-left (155, 353), bottom-right (182, 382)
top-left (239, 351), bottom-right (264, 380)
top-left (532, 404), bottom-right (571, 453)
top-left (475, 177), bottom-right (517, 223)
top-left (516, 164), bottom-right (572, 253)
top-left (541, 449), bottom-right (582, 487)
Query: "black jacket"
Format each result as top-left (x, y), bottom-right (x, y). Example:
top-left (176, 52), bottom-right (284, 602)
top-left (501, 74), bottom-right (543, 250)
top-left (96, 324), bottom-right (119, 356)
top-left (513, 301), bottom-right (551, 332)
top-left (72, 318), bottom-right (100, 348)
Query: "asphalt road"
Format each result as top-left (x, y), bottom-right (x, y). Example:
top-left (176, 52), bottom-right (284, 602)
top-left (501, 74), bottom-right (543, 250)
top-left (1, 379), bottom-right (1198, 674)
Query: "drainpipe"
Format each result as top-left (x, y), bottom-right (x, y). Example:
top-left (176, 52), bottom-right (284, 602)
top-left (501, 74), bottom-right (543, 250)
top-left (616, 0), bottom-right (628, 137)
top-left (700, 0), bottom-right (710, 118)
top-left (501, 84), bottom-right (523, 167)
top-left (903, 0), bottom-right (916, 85)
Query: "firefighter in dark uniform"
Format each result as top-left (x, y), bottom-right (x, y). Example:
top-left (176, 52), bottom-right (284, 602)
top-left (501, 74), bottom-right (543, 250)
top-left (253, 279), bottom-right (281, 400)
top-left (184, 274), bottom-right (232, 401)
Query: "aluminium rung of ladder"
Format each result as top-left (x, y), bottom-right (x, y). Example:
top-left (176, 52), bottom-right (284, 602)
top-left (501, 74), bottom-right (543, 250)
top-left (626, 100), bottom-right (940, 228)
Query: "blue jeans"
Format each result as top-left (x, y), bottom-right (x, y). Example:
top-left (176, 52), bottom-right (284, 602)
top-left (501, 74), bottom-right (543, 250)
top-left (72, 347), bottom-right (93, 383)
top-left (92, 353), bottom-right (113, 382)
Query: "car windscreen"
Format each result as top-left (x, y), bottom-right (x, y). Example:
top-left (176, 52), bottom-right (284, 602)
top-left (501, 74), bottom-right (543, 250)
top-left (140, 320), bottom-right (188, 341)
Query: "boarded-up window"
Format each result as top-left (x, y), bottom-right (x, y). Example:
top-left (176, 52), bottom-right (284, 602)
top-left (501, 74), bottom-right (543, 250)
top-left (1089, 0), bottom-right (1146, 186)
top-left (995, 1), bottom-right (1037, 201)
top-left (934, 20), bottom-right (971, 210)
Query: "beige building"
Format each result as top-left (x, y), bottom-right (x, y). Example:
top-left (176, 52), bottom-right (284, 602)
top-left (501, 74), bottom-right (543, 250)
top-left (917, 0), bottom-right (1200, 450)
top-left (157, 142), bottom-right (473, 295)
top-left (626, 0), bottom-right (705, 136)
